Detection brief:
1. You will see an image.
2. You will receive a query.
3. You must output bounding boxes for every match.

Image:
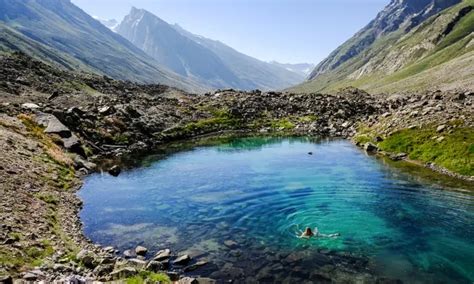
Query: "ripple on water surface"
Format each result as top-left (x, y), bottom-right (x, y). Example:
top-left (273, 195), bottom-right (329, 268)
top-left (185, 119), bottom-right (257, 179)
top-left (80, 137), bottom-right (474, 283)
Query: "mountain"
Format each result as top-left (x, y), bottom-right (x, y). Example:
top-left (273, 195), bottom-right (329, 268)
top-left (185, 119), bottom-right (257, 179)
top-left (0, 0), bottom-right (206, 92)
top-left (172, 23), bottom-right (306, 91)
top-left (269, 61), bottom-right (315, 77)
top-left (116, 8), bottom-right (305, 91)
top-left (292, 0), bottom-right (474, 93)
top-left (94, 17), bottom-right (119, 30)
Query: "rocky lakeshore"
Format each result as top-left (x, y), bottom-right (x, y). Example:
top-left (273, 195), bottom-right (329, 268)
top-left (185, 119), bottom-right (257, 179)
top-left (0, 53), bottom-right (473, 283)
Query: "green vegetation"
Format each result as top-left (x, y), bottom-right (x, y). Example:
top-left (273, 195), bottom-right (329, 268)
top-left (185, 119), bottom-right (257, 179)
top-left (379, 126), bottom-right (473, 176)
top-left (0, 115), bottom-right (80, 270)
top-left (126, 271), bottom-right (171, 284)
top-left (0, 240), bottom-right (54, 268)
top-left (164, 108), bottom-right (242, 138)
top-left (355, 123), bottom-right (474, 176)
top-left (19, 114), bottom-right (76, 190)
top-left (269, 118), bottom-right (295, 130)
top-left (113, 133), bottom-right (130, 144)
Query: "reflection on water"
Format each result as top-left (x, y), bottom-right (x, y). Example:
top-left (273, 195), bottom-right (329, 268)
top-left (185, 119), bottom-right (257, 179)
top-left (80, 137), bottom-right (474, 283)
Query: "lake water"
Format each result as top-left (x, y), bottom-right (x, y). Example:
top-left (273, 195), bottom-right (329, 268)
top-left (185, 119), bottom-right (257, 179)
top-left (79, 137), bottom-right (474, 283)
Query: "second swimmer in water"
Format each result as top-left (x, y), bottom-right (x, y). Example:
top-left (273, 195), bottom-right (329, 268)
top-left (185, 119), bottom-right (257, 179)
top-left (299, 227), bottom-right (340, 239)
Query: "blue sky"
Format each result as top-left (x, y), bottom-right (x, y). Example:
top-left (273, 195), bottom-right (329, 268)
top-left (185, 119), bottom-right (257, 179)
top-left (72, 0), bottom-right (389, 64)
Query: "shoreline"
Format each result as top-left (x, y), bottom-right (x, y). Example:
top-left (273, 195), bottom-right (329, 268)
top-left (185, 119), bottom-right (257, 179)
top-left (1, 53), bottom-right (472, 282)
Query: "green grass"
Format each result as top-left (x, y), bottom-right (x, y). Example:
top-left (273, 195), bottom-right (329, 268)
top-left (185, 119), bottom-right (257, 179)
top-left (164, 108), bottom-right (243, 138)
top-left (269, 118), bottom-right (295, 130)
top-left (126, 271), bottom-right (171, 284)
top-left (379, 126), bottom-right (473, 176)
top-left (0, 240), bottom-right (54, 269)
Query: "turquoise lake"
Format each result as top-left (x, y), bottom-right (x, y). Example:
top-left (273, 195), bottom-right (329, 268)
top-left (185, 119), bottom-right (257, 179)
top-left (79, 137), bottom-right (474, 283)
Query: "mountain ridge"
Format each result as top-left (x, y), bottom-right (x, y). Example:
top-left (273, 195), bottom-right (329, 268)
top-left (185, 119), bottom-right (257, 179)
top-left (292, 0), bottom-right (473, 93)
top-left (0, 0), bottom-right (206, 92)
top-left (116, 8), bottom-right (306, 91)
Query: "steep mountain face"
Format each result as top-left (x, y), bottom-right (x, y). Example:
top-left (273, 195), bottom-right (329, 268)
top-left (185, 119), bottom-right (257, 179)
top-left (173, 24), bottom-right (306, 91)
top-left (0, 0), bottom-right (205, 92)
top-left (116, 8), bottom-right (244, 89)
top-left (269, 61), bottom-right (315, 77)
top-left (294, 0), bottom-right (473, 93)
top-left (116, 8), bottom-right (305, 91)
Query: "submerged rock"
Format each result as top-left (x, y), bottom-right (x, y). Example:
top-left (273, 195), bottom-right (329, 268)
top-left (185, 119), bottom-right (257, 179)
top-left (154, 248), bottom-right (171, 261)
top-left (184, 260), bottom-right (208, 272)
top-left (108, 165), bottom-right (122, 177)
top-left (224, 240), bottom-right (239, 249)
top-left (173, 254), bottom-right (191, 265)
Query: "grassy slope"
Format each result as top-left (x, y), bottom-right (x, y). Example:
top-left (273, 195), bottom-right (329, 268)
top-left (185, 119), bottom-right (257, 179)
top-left (355, 122), bottom-right (474, 177)
top-left (378, 127), bottom-right (473, 176)
top-left (292, 0), bottom-right (474, 94)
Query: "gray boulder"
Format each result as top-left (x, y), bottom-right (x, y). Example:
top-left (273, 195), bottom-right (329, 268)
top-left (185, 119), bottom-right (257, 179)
top-left (44, 116), bottom-right (71, 138)
top-left (173, 254), bottom-right (191, 265)
top-left (135, 245), bottom-right (148, 256)
top-left (154, 248), bottom-right (171, 261)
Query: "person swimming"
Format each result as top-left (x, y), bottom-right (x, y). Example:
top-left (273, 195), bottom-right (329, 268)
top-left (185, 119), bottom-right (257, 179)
top-left (298, 227), bottom-right (340, 239)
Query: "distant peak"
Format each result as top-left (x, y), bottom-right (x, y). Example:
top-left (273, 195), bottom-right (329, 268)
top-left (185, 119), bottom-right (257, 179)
top-left (130, 6), bottom-right (147, 15)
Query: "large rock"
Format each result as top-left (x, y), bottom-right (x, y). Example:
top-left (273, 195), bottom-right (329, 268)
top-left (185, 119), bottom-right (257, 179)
top-left (123, 249), bottom-right (136, 258)
top-left (173, 254), bottom-right (191, 265)
top-left (135, 245), bottom-right (148, 256)
top-left (44, 116), bottom-right (71, 138)
top-left (145, 260), bottom-right (166, 272)
top-left (62, 134), bottom-right (81, 150)
top-left (154, 248), bottom-right (171, 261)
top-left (21, 103), bottom-right (40, 110)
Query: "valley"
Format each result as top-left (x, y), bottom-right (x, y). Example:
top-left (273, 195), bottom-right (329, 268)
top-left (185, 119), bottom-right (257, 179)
top-left (0, 52), bottom-right (472, 283)
top-left (0, 0), bottom-right (473, 283)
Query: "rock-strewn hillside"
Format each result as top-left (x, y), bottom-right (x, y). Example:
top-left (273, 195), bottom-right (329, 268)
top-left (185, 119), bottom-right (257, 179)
top-left (292, 0), bottom-right (474, 93)
top-left (0, 53), bottom-right (472, 282)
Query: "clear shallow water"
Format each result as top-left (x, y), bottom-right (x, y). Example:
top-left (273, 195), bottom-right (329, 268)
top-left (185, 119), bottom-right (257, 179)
top-left (80, 137), bottom-right (474, 283)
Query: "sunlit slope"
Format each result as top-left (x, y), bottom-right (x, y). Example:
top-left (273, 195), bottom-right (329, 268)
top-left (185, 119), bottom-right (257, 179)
top-left (292, 0), bottom-right (473, 93)
top-left (0, 0), bottom-right (206, 92)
